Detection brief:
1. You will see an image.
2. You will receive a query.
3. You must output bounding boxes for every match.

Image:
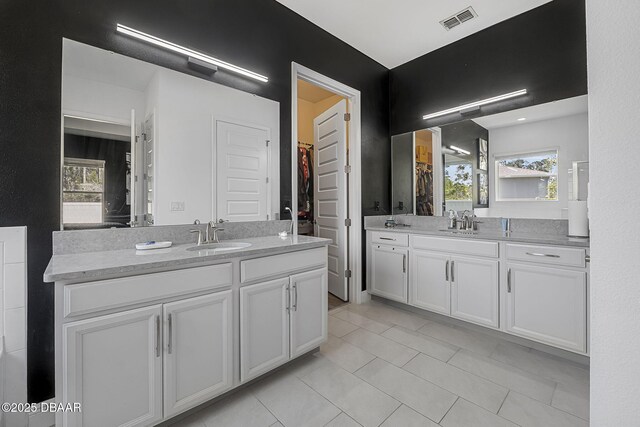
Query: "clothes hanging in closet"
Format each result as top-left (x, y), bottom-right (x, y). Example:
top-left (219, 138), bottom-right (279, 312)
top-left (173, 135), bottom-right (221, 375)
top-left (416, 163), bottom-right (434, 216)
top-left (298, 144), bottom-right (314, 215)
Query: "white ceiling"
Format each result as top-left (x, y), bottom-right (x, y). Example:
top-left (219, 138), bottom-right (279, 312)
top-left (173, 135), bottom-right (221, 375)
top-left (473, 95), bottom-right (588, 129)
top-left (275, 0), bottom-right (552, 68)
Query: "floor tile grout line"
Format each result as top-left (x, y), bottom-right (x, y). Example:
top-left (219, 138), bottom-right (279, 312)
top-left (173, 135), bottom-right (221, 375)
top-left (400, 351), bottom-right (421, 368)
top-left (322, 411), bottom-right (344, 427)
top-left (505, 390), bottom-right (590, 423)
top-left (497, 389), bottom-right (510, 414)
top-left (375, 403), bottom-right (402, 427)
top-left (248, 385), bottom-right (283, 426)
top-left (444, 350), bottom-right (557, 406)
top-left (438, 396), bottom-right (460, 424)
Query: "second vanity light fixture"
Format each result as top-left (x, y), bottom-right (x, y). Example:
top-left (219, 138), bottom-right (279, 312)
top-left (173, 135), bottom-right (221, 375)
top-left (116, 24), bottom-right (269, 83)
top-left (422, 89), bottom-right (527, 120)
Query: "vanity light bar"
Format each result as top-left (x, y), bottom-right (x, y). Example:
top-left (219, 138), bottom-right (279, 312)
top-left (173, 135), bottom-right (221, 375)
top-left (422, 89), bottom-right (527, 120)
top-left (450, 145), bottom-right (470, 155)
top-left (116, 24), bottom-right (269, 83)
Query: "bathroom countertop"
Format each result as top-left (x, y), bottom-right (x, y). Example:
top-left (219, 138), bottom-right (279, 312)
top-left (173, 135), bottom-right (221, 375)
top-left (366, 225), bottom-right (590, 248)
top-left (44, 235), bottom-right (331, 283)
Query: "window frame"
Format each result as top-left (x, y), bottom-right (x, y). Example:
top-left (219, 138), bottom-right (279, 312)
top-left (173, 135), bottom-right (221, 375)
top-left (493, 148), bottom-right (559, 202)
top-left (62, 157), bottom-right (107, 224)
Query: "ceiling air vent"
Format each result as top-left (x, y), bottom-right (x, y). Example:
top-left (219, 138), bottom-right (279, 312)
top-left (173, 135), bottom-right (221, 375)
top-left (440, 7), bottom-right (477, 30)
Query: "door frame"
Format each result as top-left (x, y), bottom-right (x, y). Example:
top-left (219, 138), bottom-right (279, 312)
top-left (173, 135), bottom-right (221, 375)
top-left (291, 62), bottom-right (364, 304)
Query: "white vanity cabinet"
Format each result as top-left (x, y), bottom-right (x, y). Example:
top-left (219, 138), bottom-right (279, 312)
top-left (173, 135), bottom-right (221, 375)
top-left (369, 232), bottom-right (409, 303)
top-left (163, 291), bottom-right (233, 418)
top-left (240, 267), bottom-right (328, 382)
top-left (62, 305), bottom-right (164, 427)
top-left (54, 246), bottom-right (329, 427)
top-left (505, 244), bottom-right (588, 353)
top-left (409, 236), bottom-right (499, 329)
top-left (367, 230), bottom-right (590, 355)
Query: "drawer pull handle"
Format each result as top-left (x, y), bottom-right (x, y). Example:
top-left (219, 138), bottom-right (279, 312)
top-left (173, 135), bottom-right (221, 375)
top-left (167, 313), bottom-right (173, 354)
top-left (379, 237), bottom-right (395, 241)
top-left (402, 255), bottom-right (406, 273)
top-left (526, 252), bottom-right (560, 258)
top-left (507, 268), bottom-right (512, 293)
top-left (445, 260), bottom-right (449, 281)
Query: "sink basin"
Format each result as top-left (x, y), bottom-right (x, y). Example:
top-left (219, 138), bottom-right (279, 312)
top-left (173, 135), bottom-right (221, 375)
top-left (437, 229), bottom-right (478, 235)
top-left (187, 242), bottom-right (252, 252)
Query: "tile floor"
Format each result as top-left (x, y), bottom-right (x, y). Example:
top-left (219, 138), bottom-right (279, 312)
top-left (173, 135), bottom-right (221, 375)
top-left (175, 300), bottom-right (589, 427)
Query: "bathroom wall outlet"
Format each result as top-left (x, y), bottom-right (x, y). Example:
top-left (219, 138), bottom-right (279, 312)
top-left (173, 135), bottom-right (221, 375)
top-left (170, 201), bottom-right (185, 212)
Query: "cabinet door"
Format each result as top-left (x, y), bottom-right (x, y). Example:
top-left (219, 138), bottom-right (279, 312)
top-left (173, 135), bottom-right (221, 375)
top-left (163, 291), bottom-right (233, 418)
top-left (240, 278), bottom-right (290, 382)
top-left (409, 250), bottom-right (450, 315)
top-left (370, 244), bottom-right (408, 303)
top-left (62, 305), bottom-right (163, 427)
top-left (290, 268), bottom-right (328, 358)
top-left (506, 263), bottom-right (587, 353)
top-left (450, 256), bottom-right (499, 328)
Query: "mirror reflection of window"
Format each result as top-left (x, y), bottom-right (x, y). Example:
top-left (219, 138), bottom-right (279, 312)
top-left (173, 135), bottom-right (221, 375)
top-left (444, 153), bottom-right (473, 212)
top-left (62, 116), bottom-right (132, 229)
top-left (496, 150), bottom-right (558, 201)
top-left (63, 158), bottom-right (106, 224)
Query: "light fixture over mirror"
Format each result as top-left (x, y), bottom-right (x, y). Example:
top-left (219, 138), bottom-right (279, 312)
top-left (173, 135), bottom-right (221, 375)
top-left (422, 89), bottom-right (527, 120)
top-left (116, 24), bottom-right (269, 83)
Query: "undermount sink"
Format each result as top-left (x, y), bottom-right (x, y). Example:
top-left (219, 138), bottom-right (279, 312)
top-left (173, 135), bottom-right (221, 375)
top-left (438, 229), bottom-right (478, 235)
top-left (187, 242), bottom-right (252, 252)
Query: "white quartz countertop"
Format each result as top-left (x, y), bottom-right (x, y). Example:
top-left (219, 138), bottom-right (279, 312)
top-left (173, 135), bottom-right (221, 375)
top-left (44, 235), bottom-right (331, 283)
top-left (366, 225), bottom-right (590, 248)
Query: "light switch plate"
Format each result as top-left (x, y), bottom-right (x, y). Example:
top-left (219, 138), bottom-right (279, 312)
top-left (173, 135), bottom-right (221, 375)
top-left (170, 201), bottom-right (185, 212)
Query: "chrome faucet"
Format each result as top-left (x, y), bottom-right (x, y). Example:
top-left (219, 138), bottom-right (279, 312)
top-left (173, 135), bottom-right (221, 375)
top-left (460, 210), bottom-right (478, 231)
top-left (206, 221), bottom-right (224, 243)
top-left (284, 207), bottom-right (294, 234)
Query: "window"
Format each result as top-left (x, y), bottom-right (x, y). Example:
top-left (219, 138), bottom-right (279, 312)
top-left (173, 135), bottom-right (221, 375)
top-left (63, 158), bottom-right (106, 224)
top-left (445, 163), bottom-right (473, 201)
top-left (495, 150), bottom-right (558, 201)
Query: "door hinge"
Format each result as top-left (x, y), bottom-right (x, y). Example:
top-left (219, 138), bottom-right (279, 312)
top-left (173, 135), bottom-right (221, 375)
top-left (344, 113), bottom-right (351, 122)
top-left (266, 177), bottom-right (269, 183)
top-left (345, 218), bottom-right (351, 227)
top-left (345, 269), bottom-right (352, 278)
top-left (267, 214), bottom-right (270, 220)
top-left (266, 140), bottom-right (270, 147)
top-left (344, 165), bottom-right (351, 174)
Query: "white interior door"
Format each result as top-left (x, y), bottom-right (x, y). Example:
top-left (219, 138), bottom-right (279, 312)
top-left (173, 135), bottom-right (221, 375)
top-left (314, 99), bottom-right (348, 301)
top-left (216, 120), bottom-right (270, 222)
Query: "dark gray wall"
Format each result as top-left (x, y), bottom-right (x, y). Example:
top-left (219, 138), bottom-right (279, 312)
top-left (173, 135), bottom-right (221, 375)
top-left (389, 0), bottom-right (587, 134)
top-left (0, 0), bottom-right (390, 402)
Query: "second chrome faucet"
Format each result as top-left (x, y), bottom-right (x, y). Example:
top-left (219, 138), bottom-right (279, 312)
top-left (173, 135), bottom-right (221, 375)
top-left (190, 220), bottom-right (225, 245)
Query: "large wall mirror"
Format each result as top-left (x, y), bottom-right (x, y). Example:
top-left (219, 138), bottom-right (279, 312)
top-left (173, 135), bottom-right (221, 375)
top-left (391, 94), bottom-right (588, 219)
top-left (61, 39), bottom-right (280, 230)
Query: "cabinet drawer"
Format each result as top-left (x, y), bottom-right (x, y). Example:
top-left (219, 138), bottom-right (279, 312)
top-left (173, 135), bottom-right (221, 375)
top-left (64, 264), bottom-right (233, 318)
top-left (240, 247), bottom-right (327, 283)
top-left (411, 235), bottom-right (498, 258)
top-left (506, 244), bottom-right (586, 268)
top-left (371, 231), bottom-right (409, 247)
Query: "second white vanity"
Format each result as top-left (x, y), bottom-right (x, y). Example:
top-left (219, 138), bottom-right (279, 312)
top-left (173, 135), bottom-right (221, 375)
top-left (366, 222), bottom-right (589, 355)
top-left (45, 232), bottom-right (330, 427)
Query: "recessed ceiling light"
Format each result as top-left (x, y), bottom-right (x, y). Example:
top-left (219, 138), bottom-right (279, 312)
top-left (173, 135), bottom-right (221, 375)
top-left (517, 117), bottom-right (527, 121)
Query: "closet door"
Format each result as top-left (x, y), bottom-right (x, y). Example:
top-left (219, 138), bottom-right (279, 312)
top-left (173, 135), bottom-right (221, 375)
top-left (314, 99), bottom-right (349, 301)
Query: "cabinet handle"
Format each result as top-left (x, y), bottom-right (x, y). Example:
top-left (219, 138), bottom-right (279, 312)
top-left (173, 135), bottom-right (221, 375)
top-left (167, 313), bottom-right (173, 354)
top-left (402, 254), bottom-right (406, 273)
top-left (380, 237), bottom-right (395, 241)
top-left (445, 260), bottom-right (449, 281)
top-left (525, 252), bottom-right (560, 258)
top-left (451, 260), bottom-right (455, 282)
top-left (507, 268), bottom-right (512, 293)
top-left (155, 315), bottom-right (160, 358)
top-left (286, 285), bottom-right (291, 313)
top-left (293, 284), bottom-right (298, 311)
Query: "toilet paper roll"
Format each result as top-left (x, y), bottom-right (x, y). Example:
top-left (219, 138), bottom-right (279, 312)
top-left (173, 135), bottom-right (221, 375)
top-left (568, 200), bottom-right (589, 237)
